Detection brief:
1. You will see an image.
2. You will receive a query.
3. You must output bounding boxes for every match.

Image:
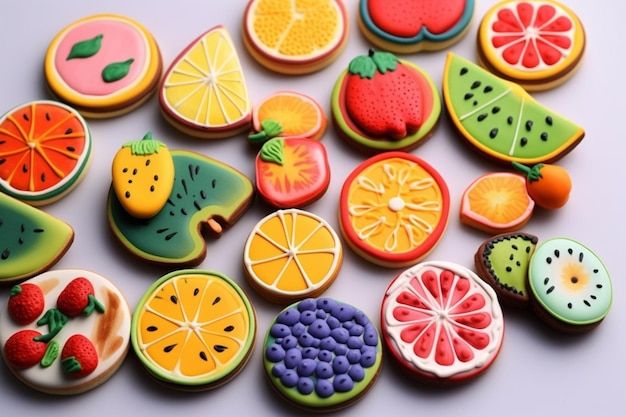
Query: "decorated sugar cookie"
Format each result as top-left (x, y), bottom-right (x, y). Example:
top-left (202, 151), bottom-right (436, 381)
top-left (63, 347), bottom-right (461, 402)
top-left (44, 14), bottom-right (162, 118)
top-left (339, 152), bottom-right (449, 268)
top-left (331, 50), bottom-right (441, 154)
top-left (243, 209), bottom-right (343, 303)
top-left (242, 0), bottom-right (349, 74)
top-left (358, 0), bottom-right (475, 53)
top-left (478, 0), bottom-right (586, 91)
top-left (0, 269), bottom-right (131, 394)
top-left (159, 26), bottom-right (252, 139)
top-left (131, 269), bottom-right (256, 390)
top-left (443, 53), bottom-right (584, 164)
top-left (0, 100), bottom-right (92, 206)
top-left (263, 298), bottom-right (382, 411)
top-left (381, 261), bottom-right (504, 384)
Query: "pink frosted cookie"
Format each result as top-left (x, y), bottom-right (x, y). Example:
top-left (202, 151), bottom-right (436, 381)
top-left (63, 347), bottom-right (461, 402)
top-left (44, 14), bottom-right (162, 118)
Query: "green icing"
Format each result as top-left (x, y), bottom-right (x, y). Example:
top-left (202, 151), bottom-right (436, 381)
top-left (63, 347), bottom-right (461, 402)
top-left (66, 34), bottom-right (103, 60)
top-left (121, 132), bottom-right (167, 156)
top-left (348, 49), bottom-right (398, 79)
top-left (35, 309), bottom-right (69, 343)
top-left (260, 138), bottom-right (285, 165)
top-left (248, 120), bottom-right (284, 144)
top-left (483, 233), bottom-right (537, 296)
top-left (107, 151), bottom-right (253, 265)
top-left (102, 58), bottom-right (134, 83)
top-left (40, 340), bottom-right (60, 368)
top-left (444, 54), bottom-right (583, 163)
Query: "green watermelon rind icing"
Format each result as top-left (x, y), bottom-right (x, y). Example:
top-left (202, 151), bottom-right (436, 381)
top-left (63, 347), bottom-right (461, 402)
top-left (443, 53), bottom-right (584, 164)
top-left (107, 150), bottom-right (254, 266)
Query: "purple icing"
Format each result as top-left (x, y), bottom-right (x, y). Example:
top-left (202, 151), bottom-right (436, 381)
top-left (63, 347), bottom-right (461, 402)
top-left (266, 343), bottom-right (286, 363)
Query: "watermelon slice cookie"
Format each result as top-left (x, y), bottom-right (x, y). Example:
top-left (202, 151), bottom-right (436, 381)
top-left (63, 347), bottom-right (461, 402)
top-left (381, 261), bottom-right (505, 385)
top-left (478, 0), bottom-right (586, 91)
top-left (331, 50), bottom-right (441, 154)
top-left (0, 100), bottom-right (92, 206)
top-left (358, 0), bottom-right (475, 53)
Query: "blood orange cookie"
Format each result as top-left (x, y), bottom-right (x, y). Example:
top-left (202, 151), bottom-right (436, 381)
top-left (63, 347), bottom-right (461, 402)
top-left (248, 91), bottom-right (327, 144)
top-left (443, 53), bottom-right (584, 165)
top-left (331, 50), bottom-right (441, 154)
top-left (339, 152), bottom-right (449, 268)
top-left (255, 138), bottom-right (330, 208)
top-left (528, 237), bottom-right (612, 333)
top-left (0, 193), bottom-right (74, 284)
top-left (358, 0), bottom-right (475, 53)
top-left (477, 0), bottom-right (586, 91)
top-left (44, 14), bottom-right (162, 118)
top-left (242, 0), bottom-right (349, 74)
top-left (381, 261), bottom-right (504, 385)
top-left (263, 298), bottom-right (382, 411)
top-left (159, 26), bottom-right (252, 139)
top-left (0, 269), bottom-right (131, 394)
top-left (0, 100), bottom-right (92, 206)
top-left (243, 209), bottom-right (343, 303)
top-left (131, 269), bottom-right (256, 391)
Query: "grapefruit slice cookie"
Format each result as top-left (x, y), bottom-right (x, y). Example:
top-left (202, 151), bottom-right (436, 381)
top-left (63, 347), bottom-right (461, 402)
top-left (381, 261), bottom-right (505, 385)
top-left (331, 50), bottom-right (441, 154)
top-left (243, 209), bottom-right (343, 303)
top-left (107, 150), bottom-right (254, 266)
top-left (528, 237), bottom-right (612, 333)
top-left (44, 14), bottom-right (162, 118)
top-left (263, 298), bottom-right (382, 411)
top-left (0, 269), bottom-right (131, 394)
top-left (358, 0), bottom-right (475, 53)
top-left (242, 0), bottom-right (349, 74)
top-left (160, 26), bottom-right (252, 139)
top-left (248, 91), bottom-right (327, 144)
top-left (0, 100), bottom-right (92, 206)
top-left (131, 270), bottom-right (256, 391)
top-left (443, 53), bottom-right (584, 164)
top-left (478, 0), bottom-right (586, 91)
top-left (0, 193), bottom-right (74, 284)
top-left (339, 152), bottom-right (449, 268)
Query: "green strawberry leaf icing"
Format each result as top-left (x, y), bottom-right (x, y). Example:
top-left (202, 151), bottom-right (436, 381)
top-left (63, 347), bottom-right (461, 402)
top-left (66, 34), bottom-right (103, 60)
top-left (248, 120), bottom-right (284, 144)
top-left (512, 161), bottom-right (544, 182)
top-left (348, 49), bottom-right (398, 79)
top-left (260, 138), bottom-right (285, 165)
top-left (122, 132), bottom-right (167, 156)
top-left (102, 58), bottom-right (134, 83)
top-left (40, 340), bottom-right (60, 368)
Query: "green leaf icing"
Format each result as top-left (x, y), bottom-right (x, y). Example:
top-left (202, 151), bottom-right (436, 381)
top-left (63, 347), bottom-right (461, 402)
top-left (371, 51), bottom-right (398, 74)
top-left (66, 34), bottom-right (103, 60)
top-left (248, 120), bottom-right (284, 144)
top-left (260, 138), bottom-right (285, 165)
top-left (40, 340), bottom-right (60, 368)
top-left (34, 309), bottom-right (69, 343)
top-left (348, 49), bottom-right (398, 79)
top-left (122, 132), bottom-right (167, 156)
top-left (512, 161), bottom-right (544, 182)
top-left (102, 58), bottom-right (134, 83)
top-left (83, 294), bottom-right (106, 316)
top-left (61, 356), bottom-right (83, 374)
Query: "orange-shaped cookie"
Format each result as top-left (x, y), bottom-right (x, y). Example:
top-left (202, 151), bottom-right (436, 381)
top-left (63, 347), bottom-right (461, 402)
top-left (339, 152), bottom-right (449, 268)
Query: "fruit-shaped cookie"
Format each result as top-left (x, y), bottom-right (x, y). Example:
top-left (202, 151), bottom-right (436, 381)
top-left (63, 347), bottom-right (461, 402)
top-left (331, 49), bottom-right (441, 154)
top-left (111, 132), bottom-right (175, 218)
top-left (0, 192), bottom-right (74, 283)
top-left (443, 53), bottom-right (584, 164)
top-left (107, 150), bottom-right (254, 266)
top-left (512, 161), bottom-right (572, 209)
top-left (358, 0), bottom-right (475, 53)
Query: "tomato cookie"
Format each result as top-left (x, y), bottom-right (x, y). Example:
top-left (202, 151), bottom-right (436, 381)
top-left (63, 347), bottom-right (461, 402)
top-left (44, 14), bottom-right (162, 118)
top-left (477, 0), bottom-right (586, 91)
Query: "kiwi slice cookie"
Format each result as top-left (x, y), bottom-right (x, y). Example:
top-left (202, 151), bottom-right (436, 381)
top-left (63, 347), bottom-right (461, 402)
top-left (475, 232), bottom-right (538, 308)
top-left (528, 237), bottom-right (612, 333)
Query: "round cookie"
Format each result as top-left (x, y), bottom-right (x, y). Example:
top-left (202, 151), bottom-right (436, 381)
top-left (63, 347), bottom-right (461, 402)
top-left (263, 298), bottom-right (382, 411)
top-left (339, 152), bottom-right (450, 268)
top-left (131, 269), bottom-right (256, 391)
top-left (44, 14), bottom-right (162, 118)
top-left (477, 0), bottom-right (586, 92)
top-left (358, 0), bottom-right (475, 53)
top-left (528, 237), bottom-right (612, 333)
top-left (0, 100), bottom-right (92, 206)
top-left (243, 209), bottom-right (343, 303)
top-left (331, 49), bottom-right (441, 154)
top-left (381, 261), bottom-right (505, 385)
top-left (0, 269), bottom-right (131, 394)
top-left (242, 0), bottom-right (349, 74)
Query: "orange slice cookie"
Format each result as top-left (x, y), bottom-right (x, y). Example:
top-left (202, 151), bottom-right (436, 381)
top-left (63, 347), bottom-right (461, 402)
top-left (242, 0), bottom-right (349, 74)
top-left (159, 26), bottom-right (252, 139)
top-left (0, 100), bottom-right (92, 206)
top-left (44, 14), bottom-right (162, 118)
top-left (131, 269), bottom-right (256, 391)
top-left (243, 209), bottom-right (343, 303)
top-left (477, 0), bottom-right (586, 91)
top-left (339, 152), bottom-right (450, 268)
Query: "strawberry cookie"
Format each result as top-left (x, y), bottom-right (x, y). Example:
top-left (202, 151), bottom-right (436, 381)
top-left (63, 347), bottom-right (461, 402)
top-left (331, 50), bottom-right (441, 154)
top-left (0, 269), bottom-right (131, 394)
top-left (358, 0), bottom-right (475, 53)
top-left (44, 14), bottom-right (162, 118)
